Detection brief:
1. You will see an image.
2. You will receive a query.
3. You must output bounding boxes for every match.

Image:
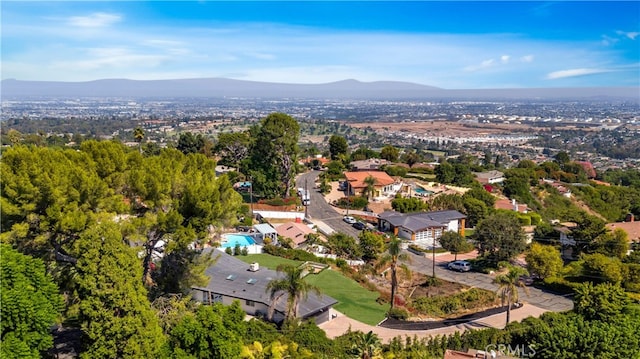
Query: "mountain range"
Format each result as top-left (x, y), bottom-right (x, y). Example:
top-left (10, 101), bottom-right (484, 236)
top-left (1, 78), bottom-right (638, 100)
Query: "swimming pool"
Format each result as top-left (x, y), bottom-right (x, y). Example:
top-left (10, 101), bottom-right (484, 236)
top-left (221, 234), bottom-right (256, 248)
top-left (414, 186), bottom-right (433, 195)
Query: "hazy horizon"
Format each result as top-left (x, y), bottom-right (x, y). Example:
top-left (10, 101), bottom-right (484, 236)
top-left (2, 2), bottom-right (639, 89)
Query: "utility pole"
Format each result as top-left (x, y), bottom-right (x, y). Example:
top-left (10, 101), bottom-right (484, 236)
top-left (432, 235), bottom-right (437, 278)
top-left (249, 176), bottom-right (254, 220)
top-left (304, 178), bottom-right (309, 219)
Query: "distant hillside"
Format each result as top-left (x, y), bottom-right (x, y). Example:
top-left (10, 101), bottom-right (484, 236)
top-left (1, 78), bottom-right (638, 100)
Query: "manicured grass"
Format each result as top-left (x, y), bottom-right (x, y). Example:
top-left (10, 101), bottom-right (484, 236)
top-left (239, 254), bottom-right (387, 326)
top-left (236, 254), bottom-right (303, 270)
top-left (305, 269), bottom-right (387, 326)
top-left (464, 228), bottom-right (475, 237)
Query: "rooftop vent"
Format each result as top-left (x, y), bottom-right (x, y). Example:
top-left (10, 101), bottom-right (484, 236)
top-left (249, 262), bottom-right (260, 272)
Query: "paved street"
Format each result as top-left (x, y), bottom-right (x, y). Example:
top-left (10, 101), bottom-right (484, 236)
top-left (405, 251), bottom-right (574, 312)
top-left (296, 170), bottom-right (361, 238)
top-left (296, 170), bottom-right (574, 313)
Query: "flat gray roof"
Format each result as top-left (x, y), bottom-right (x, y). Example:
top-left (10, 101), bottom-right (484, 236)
top-left (194, 249), bottom-right (337, 319)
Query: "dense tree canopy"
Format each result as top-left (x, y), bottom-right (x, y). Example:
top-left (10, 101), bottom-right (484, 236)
top-left (74, 222), bottom-right (165, 358)
top-left (328, 135), bottom-right (348, 161)
top-left (474, 212), bottom-right (527, 265)
top-left (1, 245), bottom-right (62, 358)
top-left (246, 113), bottom-right (300, 198)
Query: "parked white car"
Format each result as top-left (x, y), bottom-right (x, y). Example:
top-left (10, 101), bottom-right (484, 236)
top-left (343, 215), bottom-right (357, 224)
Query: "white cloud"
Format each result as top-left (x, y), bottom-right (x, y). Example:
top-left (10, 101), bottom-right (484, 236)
top-left (520, 55), bottom-right (534, 63)
top-left (545, 68), bottom-right (611, 80)
top-left (616, 30), bottom-right (639, 40)
top-left (67, 12), bottom-right (122, 28)
top-left (463, 59), bottom-right (495, 72)
top-left (500, 55), bottom-right (510, 64)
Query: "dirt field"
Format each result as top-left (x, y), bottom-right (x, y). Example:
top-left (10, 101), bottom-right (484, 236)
top-left (349, 120), bottom-right (535, 136)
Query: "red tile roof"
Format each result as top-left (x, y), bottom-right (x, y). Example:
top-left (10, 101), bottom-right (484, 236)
top-left (276, 222), bottom-right (314, 246)
top-left (606, 221), bottom-right (640, 242)
top-left (344, 171), bottom-right (395, 189)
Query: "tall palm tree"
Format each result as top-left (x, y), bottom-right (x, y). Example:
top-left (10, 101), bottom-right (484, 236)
top-left (352, 330), bottom-right (383, 359)
top-left (265, 264), bottom-right (321, 321)
top-left (133, 127), bottom-right (145, 154)
top-left (493, 265), bottom-right (529, 326)
top-left (363, 175), bottom-right (377, 200)
top-left (376, 237), bottom-right (411, 311)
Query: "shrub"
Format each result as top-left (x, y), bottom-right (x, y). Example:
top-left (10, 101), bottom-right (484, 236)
top-left (225, 247), bottom-right (233, 255)
top-left (411, 288), bottom-right (497, 317)
top-left (388, 307), bottom-right (409, 320)
top-left (335, 196), bottom-right (368, 210)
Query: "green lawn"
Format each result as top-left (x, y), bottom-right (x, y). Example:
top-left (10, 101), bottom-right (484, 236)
top-left (305, 269), bottom-right (387, 326)
top-left (238, 254), bottom-right (387, 326)
top-left (236, 254), bottom-right (303, 270)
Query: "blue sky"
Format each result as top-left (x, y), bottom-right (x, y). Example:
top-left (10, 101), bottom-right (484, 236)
top-left (2, 1), bottom-right (639, 88)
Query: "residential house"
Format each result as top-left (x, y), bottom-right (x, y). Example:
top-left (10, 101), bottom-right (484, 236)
top-left (473, 170), bottom-right (505, 184)
top-left (344, 171), bottom-right (396, 198)
top-left (606, 214), bottom-right (640, 249)
top-left (192, 249), bottom-right (337, 324)
top-left (276, 221), bottom-right (315, 247)
top-left (494, 198), bottom-right (528, 213)
top-left (378, 210), bottom-right (466, 248)
top-left (349, 158), bottom-right (389, 171)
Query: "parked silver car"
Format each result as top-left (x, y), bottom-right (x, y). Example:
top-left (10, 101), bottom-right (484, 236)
top-left (447, 260), bottom-right (472, 272)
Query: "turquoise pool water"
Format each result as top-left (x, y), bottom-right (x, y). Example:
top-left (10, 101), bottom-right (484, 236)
top-left (221, 234), bottom-right (256, 248)
top-left (414, 186), bottom-right (433, 195)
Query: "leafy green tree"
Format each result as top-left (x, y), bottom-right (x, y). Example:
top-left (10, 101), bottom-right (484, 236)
top-left (573, 282), bottom-right (630, 321)
top-left (594, 228), bottom-right (630, 259)
top-left (493, 265), bottom-right (529, 326)
top-left (525, 242), bottom-right (563, 279)
top-left (571, 213), bottom-right (607, 254)
top-left (176, 131), bottom-right (206, 155)
top-left (401, 151), bottom-right (422, 168)
top-left (133, 127), bottom-right (144, 153)
top-left (74, 222), bottom-right (165, 358)
top-left (430, 193), bottom-right (465, 212)
top-left (376, 238), bottom-right (411, 310)
top-left (380, 145), bottom-right (399, 162)
top-left (358, 231), bottom-right (386, 263)
top-left (247, 113), bottom-right (300, 198)
top-left (554, 151), bottom-right (571, 167)
top-left (214, 131), bottom-right (250, 169)
top-left (391, 197), bottom-right (428, 213)
top-left (435, 161), bottom-right (455, 184)
top-left (265, 264), bottom-right (321, 321)
top-left (327, 232), bottom-right (361, 259)
top-left (463, 185), bottom-right (496, 208)
top-left (475, 212), bottom-right (527, 265)
top-left (581, 253), bottom-right (627, 284)
top-left (1, 245), bottom-right (62, 358)
top-left (329, 135), bottom-right (348, 160)
top-left (169, 304), bottom-right (243, 358)
top-left (462, 197), bottom-right (489, 227)
top-left (351, 330), bottom-right (383, 359)
top-left (438, 231), bottom-right (473, 261)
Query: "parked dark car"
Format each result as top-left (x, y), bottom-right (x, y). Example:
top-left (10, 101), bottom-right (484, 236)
top-left (352, 222), bottom-right (366, 230)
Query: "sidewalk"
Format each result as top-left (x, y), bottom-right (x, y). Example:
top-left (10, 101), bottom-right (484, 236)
top-left (318, 304), bottom-right (548, 343)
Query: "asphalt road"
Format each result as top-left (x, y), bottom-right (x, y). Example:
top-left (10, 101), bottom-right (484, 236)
top-left (296, 170), bottom-right (573, 313)
top-left (405, 251), bottom-right (574, 312)
top-left (295, 170), bottom-right (361, 238)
